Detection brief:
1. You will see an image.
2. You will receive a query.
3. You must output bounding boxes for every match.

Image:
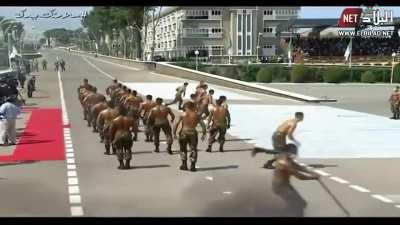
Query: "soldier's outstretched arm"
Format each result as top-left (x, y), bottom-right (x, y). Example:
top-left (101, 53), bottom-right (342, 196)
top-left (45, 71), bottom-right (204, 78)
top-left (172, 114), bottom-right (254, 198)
top-left (173, 115), bottom-right (183, 139)
top-left (226, 109), bottom-right (231, 129)
top-left (97, 113), bottom-right (105, 129)
top-left (168, 108), bottom-right (175, 123)
top-left (199, 117), bottom-right (207, 141)
top-left (287, 161), bottom-right (320, 180)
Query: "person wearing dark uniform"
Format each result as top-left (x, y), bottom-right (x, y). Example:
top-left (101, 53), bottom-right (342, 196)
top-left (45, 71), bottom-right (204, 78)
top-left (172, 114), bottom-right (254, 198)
top-left (41, 59), bottom-right (47, 70)
top-left (166, 82), bottom-right (188, 110)
top-left (147, 98), bottom-right (175, 154)
top-left (173, 101), bottom-right (206, 171)
top-left (206, 99), bottom-right (231, 152)
top-left (110, 106), bottom-right (135, 169)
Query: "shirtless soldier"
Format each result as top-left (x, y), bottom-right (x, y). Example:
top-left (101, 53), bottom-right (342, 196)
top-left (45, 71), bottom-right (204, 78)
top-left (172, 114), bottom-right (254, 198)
top-left (139, 95), bottom-right (157, 142)
top-left (199, 89), bottom-right (215, 119)
top-left (147, 98), bottom-right (175, 154)
top-left (166, 82), bottom-right (188, 110)
top-left (273, 144), bottom-right (320, 216)
top-left (124, 90), bottom-right (142, 141)
top-left (82, 90), bottom-right (106, 127)
top-left (89, 100), bottom-right (108, 132)
top-left (110, 106), bottom-right (135, 169)
top-left (173, 102), bottom-right (206, 172)
top-left (97, 101), bottom-right (120, 154)
top-left (206, 99), bottom-right (231, 152)
top-left (77, 78), bottom-right (96, 95)
top-left (264, 112), bottom-right (304, 169)
top-left (219, 95), bottom-right (229, 110)
top-left (389, 86), bottom-right (400, 119)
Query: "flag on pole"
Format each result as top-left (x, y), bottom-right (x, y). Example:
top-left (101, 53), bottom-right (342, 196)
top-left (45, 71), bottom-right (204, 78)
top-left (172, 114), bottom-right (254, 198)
top-left (9, 45), bottom-right (19, 59)
top-left (344, 38), bottom-right (352, 62)
top-left (288, 37), bottom-right (293, 66)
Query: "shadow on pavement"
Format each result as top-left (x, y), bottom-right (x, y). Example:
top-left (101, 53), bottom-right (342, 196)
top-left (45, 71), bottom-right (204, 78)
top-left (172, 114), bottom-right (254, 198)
top-left (307, 164), bottom-right (338, 168)
top-left (0, 160), bottom-right (37, 167)
top-left (131, 164), bottom-right (170, 169)
top-left (225, 138), bottom-right (253, 142)
top-left (197, 165), bottom-right (239, 172)
top-left (132, 151), bottom-right (153, 155)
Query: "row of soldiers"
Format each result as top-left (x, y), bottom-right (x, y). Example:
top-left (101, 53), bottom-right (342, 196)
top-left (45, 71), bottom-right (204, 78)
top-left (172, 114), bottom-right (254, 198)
top-left (77, 78), bottom-right (230, 171)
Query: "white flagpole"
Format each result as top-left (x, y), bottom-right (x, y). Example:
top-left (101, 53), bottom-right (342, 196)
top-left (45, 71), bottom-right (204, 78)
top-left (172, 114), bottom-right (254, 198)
top-left (349, 37), bottom-right (352, 69)
top-left (288, 36), bottom-right (292, 67)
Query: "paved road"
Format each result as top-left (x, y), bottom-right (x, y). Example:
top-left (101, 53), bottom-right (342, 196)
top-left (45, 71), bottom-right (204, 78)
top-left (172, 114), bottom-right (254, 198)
top-left (1, 48), bottom-right (400, 217)
top-left (259, 83), bottom-right (398, 117)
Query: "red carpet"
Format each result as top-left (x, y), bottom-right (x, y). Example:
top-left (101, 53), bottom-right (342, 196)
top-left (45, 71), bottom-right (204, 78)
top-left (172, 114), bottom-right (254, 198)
top-left (0, 108), bottom-right (65, 162)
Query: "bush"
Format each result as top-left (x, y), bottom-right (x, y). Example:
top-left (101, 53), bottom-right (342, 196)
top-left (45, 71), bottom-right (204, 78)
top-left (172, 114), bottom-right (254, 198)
top-left (238, 65), bottom-right (260, 82)
top-left (290, 64), bottom-right (308, 82)
top-left (361, 70), bottom-right (377, 83)
top-left (323, 67), bottom-right (347, 83)
top-left (256, 67), bottom-right (274, 83)
top-left (222, 66), bottom-right (241, 80)
top-left (204, 66), bottom-right (220, 75)
top-left (273, 66), bottom-right (290, 82)
top-left (393, 64), bottom-right (400, 83)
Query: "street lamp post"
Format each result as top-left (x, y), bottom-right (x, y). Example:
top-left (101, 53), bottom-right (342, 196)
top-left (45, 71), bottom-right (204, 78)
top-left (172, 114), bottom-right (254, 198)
top-left (8, 32), bottom-right (12, 69)
top-left (256, 32), bottom-right (262, 63)
top-left (195, 50), bottom-right (199, 70)
top-left (391, 52), bottom-right (396, 84)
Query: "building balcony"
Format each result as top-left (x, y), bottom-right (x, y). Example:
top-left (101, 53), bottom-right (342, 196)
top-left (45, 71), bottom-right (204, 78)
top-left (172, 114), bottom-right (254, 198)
top-left (182, 15), bottom-right (222, 20)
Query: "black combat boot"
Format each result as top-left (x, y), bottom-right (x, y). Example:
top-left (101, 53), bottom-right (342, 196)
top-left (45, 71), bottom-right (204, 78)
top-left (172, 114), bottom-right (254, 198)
top-left (112, 146), bottom-right (116, 155)
top-left (263, 160), bottom-right (275, 169)
top-left (104, 143), bottom-right (110, 155)
top-left (180, 160), bottom-right (188, 171)
top-left (117, 160), bottom-right (124, 169)
top-left (167, 144), bottom-right (173, 155)
top-left (145, 134), bottom-right (150, 142)
top-left (190, 162), bottom-right (197, 172)
top-left (154, 144), bottom-right (160, 153)
top-left (206, 145), bottom-right (212, 152)
top-left (124, 159), bottom-right (131, 169)
top-left (219, 144), bottom-right (224, 152)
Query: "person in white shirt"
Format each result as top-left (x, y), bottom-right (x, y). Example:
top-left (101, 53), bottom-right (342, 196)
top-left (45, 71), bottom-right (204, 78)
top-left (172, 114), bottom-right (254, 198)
top-left (0, 97), bottom-right (21, 146)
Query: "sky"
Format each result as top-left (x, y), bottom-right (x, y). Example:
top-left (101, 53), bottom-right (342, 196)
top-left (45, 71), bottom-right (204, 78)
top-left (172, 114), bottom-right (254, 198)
top-left (2, 6), bottom-right (400, 41)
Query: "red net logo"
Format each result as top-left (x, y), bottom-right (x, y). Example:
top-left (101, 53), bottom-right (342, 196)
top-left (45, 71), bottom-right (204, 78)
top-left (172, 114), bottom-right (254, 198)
top-left (338, 8), bottom-right (363, 27)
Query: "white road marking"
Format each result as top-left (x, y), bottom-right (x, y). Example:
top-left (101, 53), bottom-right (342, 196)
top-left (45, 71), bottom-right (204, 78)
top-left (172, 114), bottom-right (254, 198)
top-left (67, 171), bottom-right (77, 177)
top-left (383, 195), bottom-right (400, 203)
top-left (67, 164), bottom-right (76, 170)
top-left (205, 176), bottom-right (214, 181)
top-left (69, 195), bottom-right (82, 204)
top-left (68, 178), bottom-right (79, 185)
top-left (87, 56), bottom-right (140, 71)
top-left (58, 68), bottom-right (84, 216)
top-left (371, 195), bottom-right (394, 203)
top-left (395, 205), bottom-right (400, 208)
top-left (314, 170), bottom-right (331, 176)
top-left (349, 185), bottom-right (370, 193)
top-left (330, 177), bottom-right (350, 184)
top-left (82, 56), bottom-right (115, 79)
top-left (70, 206), bottom-right (84, 216)
top-left (223, 191), bottom-right (232, 195)
top-left (68, 186), bottom-right (80, 194)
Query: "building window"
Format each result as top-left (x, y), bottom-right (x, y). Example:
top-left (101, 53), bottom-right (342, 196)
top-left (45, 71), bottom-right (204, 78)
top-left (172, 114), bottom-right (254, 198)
top-left (246, 36), bottom-right (251, 51)
top-left (211, 28), bottom-right (222, 33)
top-left (247, 14), bottom-right (251, 32)
top-left (264, 27), bottom-right (273, 33)
top-left (264, 10), bottom-right (273, 15)
top-left (174, 40), bottom-right (176, 47)
top-left (238, 14), bottom-right (242, 32)
top-left (238, 35), bottom-right (242, 50)
top-left (211, 10), bottom-right (221, 16)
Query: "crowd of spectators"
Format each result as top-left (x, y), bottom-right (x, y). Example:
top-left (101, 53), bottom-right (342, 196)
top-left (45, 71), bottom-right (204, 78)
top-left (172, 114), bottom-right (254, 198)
top-left (290, 36), bottom-right (400, 57)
